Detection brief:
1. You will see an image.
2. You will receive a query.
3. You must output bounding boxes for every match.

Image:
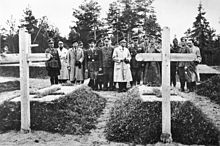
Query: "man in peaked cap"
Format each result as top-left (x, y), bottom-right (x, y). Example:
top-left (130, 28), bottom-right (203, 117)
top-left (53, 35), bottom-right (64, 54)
top-left (129, 35), bottom-right (144, 87)
top-left (100, 37), bottom-right (115, 91)
top-left (84, 38), bottom-right (102, 90)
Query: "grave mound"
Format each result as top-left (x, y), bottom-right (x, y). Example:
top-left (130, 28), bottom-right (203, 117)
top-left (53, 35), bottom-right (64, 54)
top-left (196, 75), bottom-right (220, 105)
top-left (105, 86), bottom-right (219, 145)
top-left (0, 86), bottom-right (106, 135)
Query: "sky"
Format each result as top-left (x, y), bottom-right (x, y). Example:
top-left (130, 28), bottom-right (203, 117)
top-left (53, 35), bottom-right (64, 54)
top-left (0, 0), bottom-right (220, 40)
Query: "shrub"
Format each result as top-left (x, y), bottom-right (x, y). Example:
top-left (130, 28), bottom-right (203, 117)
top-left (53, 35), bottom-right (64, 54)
top-left (0, 86), bottom-right (106, 135)
top-left (0, 80), bottom-right (20, 93)
top-left (196, 75), bottom-right (220, 105)
top-left (105, 87), bottom-right (219, 145)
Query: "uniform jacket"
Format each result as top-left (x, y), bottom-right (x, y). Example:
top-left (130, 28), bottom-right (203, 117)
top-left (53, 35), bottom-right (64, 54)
top-left (101, 45), bottom-right (114, 68)
top-left (84, 47), bottom-right (102, 79)
top-left (45, 48), bottom-right (61, 76)
top-left (129, 44), bottom-right (144, 69)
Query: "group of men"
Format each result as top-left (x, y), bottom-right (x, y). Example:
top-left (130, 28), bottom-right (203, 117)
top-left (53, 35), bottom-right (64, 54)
top-left (45, 35), bottom-right (201, 93)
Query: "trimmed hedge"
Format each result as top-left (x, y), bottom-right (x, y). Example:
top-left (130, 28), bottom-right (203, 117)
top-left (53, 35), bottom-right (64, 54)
top-left (196, 75), bottom-right (220, 105)
top-left (0, 86), bottom-right (106, 135)
top-left (0, 80), bottom-right (20, 93)
top-left (105, 87), bottom-right (219, 145)
top-left (0, 66), bottom-right (48, 79)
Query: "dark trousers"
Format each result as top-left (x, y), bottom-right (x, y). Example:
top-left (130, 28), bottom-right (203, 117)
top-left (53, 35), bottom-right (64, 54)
top-left (50, 76), bottom-right (58, 85)
top-left (118, 82), bottom-right (127, 92)
top-left (103, 67), bottom-right (114, 90)
top-left (171, 63), bottom-right (177, 87)
top-left (178, 67), bottom-right (186, 91)
top-left (88, 79), bottom-right (98, 90)
top-left (131, 67), bottom-right (142, 86)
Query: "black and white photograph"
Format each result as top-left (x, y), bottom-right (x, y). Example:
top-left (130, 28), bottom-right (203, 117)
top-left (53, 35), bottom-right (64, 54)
top-left (0, 0), bottom-right (220, 145)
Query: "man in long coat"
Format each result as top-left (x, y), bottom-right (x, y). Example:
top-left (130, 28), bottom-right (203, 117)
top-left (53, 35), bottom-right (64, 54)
top-left (75, 41), bottom-right (84, 84)
top-left (185, 40), bottom-right (201, 92)
top-left (67, 40), bottom-right (77, 83)
top-left (84, 40), bottom-right (102, 90)
top-left (57, 41), bottom-right (69, 83)
top-left (101, 37), bottom-right (114, 91)
top-left (113, 39), bottom-right (132, 92)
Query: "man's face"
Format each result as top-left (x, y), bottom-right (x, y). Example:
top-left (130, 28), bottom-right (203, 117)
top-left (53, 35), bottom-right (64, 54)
top-left (121, 42), bottom-right (126, 47)
top-left (187, 41), bottom-right (193, 47)
top-left (90, 42), bottom-right (95, 48)
top-left (104, 40), bottom-right (109, 46)
top-left (49, 43), bottom-right (54, 48)
top-left (58, 43), bottom-right (63, 48)
top-left (73, 42), bottom-right (78, 47)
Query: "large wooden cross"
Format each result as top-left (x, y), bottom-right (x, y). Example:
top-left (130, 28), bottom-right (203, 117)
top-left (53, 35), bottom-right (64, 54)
top-left (136, 27), bottom-right (196, 142)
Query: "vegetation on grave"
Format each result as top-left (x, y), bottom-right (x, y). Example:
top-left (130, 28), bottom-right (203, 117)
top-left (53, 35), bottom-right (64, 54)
top-left (0, 80), bottom-right (20, 93)
top-left (196, 75), bottom-right (220, 105)
top-left (105, 87), bottom-right (219, 145)
top-left (0, 86), bottom-right (106, 135)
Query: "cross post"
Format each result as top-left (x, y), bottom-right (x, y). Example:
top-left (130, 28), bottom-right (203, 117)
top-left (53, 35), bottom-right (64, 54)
top-left (19, 28), bottom-right (31, 133)
top-left (136, 27), bottom-right (196, 142)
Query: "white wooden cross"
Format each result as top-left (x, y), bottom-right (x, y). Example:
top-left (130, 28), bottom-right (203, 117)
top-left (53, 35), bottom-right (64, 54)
top-left (19, 28), bottom-right (46, 133)
top-left (136, 27), bottom-right (196, 142)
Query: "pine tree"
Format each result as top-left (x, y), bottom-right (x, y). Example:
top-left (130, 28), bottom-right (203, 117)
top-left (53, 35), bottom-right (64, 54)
top-left (20, 7), bottom-right (38, 33)
top-left (71, 0), bottom-right (101, 45)
top-left (188, 2), bottom-right (216, 64)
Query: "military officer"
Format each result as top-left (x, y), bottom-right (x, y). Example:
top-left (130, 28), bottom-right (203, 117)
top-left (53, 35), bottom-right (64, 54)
top-left (84, 39), bottom-right (102, 90)
top-left (101, 37), bottom-right (115, 91)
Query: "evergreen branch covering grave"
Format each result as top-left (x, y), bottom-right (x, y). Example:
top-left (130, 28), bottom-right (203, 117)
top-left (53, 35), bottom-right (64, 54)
top-left (0, 86), bottom-right (106, 135)
top-left (196, 75), bottom-right (220, 105)
top-left (0, 80), bottom-right (20, 93)
top-left (105, 86), bottom-right (219, 145)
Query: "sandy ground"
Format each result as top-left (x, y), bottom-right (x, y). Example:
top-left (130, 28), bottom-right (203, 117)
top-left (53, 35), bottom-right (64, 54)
top-left (0, 77), bottom-right (218, 146)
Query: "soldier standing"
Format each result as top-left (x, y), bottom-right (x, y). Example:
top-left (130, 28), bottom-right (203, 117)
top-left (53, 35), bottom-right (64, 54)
top-left (129, 36), bottom-right (144, 86)
top-left (101, 37), bottom-right (115, 91)
top-left (45, 39), bottom-right (61, 85)
top-left (178, 37), bottom-right (190, 92)
top-left (84, 40), bottom-right (102, 90)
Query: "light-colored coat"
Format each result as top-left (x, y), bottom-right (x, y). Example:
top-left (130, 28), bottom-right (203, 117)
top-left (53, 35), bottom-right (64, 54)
top-left (75, 47), bottom-right (84, 81)
top-left (67, 48), bottom-right (76, 82)
top-left (57, 47), bottom-right (69, 80)
top-left (186, 45), bottom-right (202, 82)
top-left (112, 46), bottom-right (132, 82)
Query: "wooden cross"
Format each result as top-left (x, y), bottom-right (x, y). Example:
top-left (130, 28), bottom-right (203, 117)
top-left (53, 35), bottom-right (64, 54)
top-left (136, 27), bottom-right (196, 142)
top-left (19, 28), bottom-right (45, 133)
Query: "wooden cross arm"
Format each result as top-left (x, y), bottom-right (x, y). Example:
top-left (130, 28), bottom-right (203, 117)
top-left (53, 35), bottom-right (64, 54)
top-left (0, 53), bottom-right (47, 64)
top-left (135, 53), bottom-right (196, 62)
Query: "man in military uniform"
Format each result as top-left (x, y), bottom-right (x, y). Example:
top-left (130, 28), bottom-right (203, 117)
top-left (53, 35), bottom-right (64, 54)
top-left (101, 37), bottom-right (115, 91)
top-left (129, 36), bottom-right (144, 86)
top-left (178, 37), bottom-right (190, 92)
top-left (84, 39), bottom-right (102, 90)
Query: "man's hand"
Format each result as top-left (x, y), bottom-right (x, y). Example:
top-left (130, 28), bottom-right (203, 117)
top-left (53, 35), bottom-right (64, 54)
top-left (67, 66), bottom-right (71, 70)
